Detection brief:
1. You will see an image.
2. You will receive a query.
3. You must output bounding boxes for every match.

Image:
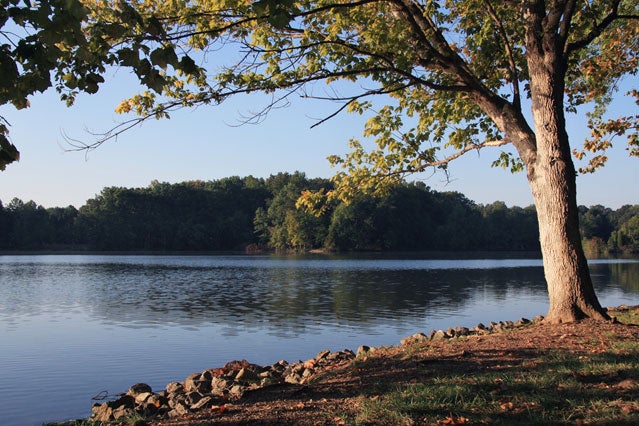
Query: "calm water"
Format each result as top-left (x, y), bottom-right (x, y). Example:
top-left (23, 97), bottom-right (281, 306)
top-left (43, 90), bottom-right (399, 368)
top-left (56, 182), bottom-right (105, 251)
top-left (1, 253), bottom-right (638, 425)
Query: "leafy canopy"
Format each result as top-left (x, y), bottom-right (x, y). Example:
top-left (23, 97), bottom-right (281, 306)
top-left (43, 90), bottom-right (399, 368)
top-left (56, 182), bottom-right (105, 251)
top-left (1, 0), bottom-right (638, 187)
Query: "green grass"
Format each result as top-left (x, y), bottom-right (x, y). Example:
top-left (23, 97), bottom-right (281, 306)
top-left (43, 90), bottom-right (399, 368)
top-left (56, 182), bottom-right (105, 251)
top-left (352, 347), bottom-right (639, 425)
top-left (613, 308), bottom-right (639, 325)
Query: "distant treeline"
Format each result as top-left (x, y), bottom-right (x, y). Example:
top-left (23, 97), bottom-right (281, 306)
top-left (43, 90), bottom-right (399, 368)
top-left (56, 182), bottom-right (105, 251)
top-left (0, 172), bottom-right (637, 253)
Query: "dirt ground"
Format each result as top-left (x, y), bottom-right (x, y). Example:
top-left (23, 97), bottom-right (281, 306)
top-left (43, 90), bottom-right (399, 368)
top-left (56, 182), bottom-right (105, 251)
top-left (148, 306), bottom-right (639, 426)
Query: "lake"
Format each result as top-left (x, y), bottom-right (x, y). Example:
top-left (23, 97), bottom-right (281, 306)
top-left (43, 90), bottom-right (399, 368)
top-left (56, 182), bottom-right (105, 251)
top-left (1, 253), bottom-right (638, 425)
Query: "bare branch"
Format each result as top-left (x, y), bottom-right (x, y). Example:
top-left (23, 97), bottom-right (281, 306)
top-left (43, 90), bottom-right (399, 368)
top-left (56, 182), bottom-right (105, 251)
top-left (483, 0), bottom-right (521, 109)
top-left (305, 84), bottom-right (412, 129)
top-left (413, 139), bottom-right (510, 172)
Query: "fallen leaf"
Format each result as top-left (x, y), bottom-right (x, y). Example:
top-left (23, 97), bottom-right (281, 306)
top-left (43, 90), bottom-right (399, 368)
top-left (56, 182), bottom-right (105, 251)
top-left (211, 404), bottom-right (227, 414)
top-left (438, 414), bottom-right (469, 425)
top-left (500, 401), bottom-right (514, 412)
top-left (333, 416), bottom-right (346, 425)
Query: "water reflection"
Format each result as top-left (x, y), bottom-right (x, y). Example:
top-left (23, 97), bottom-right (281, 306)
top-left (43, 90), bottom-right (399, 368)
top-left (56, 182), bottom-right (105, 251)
top-left (3, 255), bottom-right (637, 333)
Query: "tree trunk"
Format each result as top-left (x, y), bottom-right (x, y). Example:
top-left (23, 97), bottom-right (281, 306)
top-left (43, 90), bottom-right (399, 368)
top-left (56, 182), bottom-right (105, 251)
top-left (526, 66), bottom-right (609, 323)
top-left (528, 151), bottom-right (609, 323)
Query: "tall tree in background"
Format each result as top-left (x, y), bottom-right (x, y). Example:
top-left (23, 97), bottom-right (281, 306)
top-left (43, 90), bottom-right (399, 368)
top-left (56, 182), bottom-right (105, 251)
top-left (3, 1), bottom-right (639, 322)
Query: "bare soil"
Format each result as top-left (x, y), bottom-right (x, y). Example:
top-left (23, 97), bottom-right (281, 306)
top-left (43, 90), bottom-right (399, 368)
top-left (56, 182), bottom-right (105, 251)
top-left (149, 306), bottom-right (639, 426)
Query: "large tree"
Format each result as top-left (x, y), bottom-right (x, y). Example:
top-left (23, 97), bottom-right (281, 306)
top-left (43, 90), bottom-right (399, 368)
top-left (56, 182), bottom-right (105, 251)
top-left (4, 1), bottom-right (639, 322)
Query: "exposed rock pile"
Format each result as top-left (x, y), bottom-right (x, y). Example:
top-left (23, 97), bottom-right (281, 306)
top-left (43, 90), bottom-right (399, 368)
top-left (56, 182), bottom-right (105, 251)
top-left (89, 316), bottom-right (542, 422)
top-left (400, 316), bottom-right (542, 346)
top-left (90, 349), bottom-right (356, 422)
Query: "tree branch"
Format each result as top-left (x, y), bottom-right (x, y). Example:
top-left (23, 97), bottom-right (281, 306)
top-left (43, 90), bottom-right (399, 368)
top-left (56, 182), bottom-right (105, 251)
top-left (483, 0), bottom-right (521, 109)
top-left (566, 0), bottom-right (621, 54)
top-left (413, 139), bottom-right (510, 172)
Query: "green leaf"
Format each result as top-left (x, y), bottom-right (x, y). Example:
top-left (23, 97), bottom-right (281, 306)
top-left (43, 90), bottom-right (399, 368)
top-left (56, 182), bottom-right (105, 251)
top-left (117, 48), bottom-right (139, 67)
top-left (179, 55), bottom-right (197, 75)
top-left (0, 134), bottom-right (20, 171)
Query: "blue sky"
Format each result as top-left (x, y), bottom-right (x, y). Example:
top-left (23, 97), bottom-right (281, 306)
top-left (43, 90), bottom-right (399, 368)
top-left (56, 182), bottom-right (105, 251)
top-left (0, 70), bottom-right (637, 209)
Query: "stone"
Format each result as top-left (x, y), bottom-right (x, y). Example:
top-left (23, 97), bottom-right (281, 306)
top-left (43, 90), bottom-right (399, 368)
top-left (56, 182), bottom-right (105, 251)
top-left (191, 396), bottom-right (215, 410)
top-left (91, 403), bottom-right (113, 422)
top-left (140, 402), bottom-right (159, 416)
top-left (260, 376), bottom-right (279, 387)
top-left (146, 393), bottom-right (164, 408)
top-left (112, 405), bottom-right (135, 420)
top-left (357, 345), bottom-right (371, 357)
top-left (230, 384), bottom-right (244, 396)
top-left (201, 369), bottom-right (215, 381)
top-left (401, 332), bottom-right (429, 345)
top-left (184, 373), bottom-right (211, 394)
top-left (211, 377), bottom-right (230, 395)
top-left (127, 383), bottom-right (152, 397)
top-left (515, 317), bottom-right (531, 326)
top-left (185, 391), bottom-right (203, 406)
top-left (168, 393), bottom-right (187, 409)
top-left (431, 330), bottom-right (449, 341)
top-left (134, 392), bottom-right (153, 404)
top-left (166, 381), bottom-right (184, 395)
top-left (111, 395), bottom-right (135, 409)
top-left (168, 402), bottom-right (190, 417)
top-left (455, 327), bottom-right (470, 336)
top-left (317, 349), bottom-right (331, 359)
top-left (235, 367), bottom-right (259, 383)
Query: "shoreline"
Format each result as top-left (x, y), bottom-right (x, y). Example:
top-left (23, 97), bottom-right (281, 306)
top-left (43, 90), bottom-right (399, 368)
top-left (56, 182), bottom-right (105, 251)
top-left (50, 305), bottom-right (639, 425)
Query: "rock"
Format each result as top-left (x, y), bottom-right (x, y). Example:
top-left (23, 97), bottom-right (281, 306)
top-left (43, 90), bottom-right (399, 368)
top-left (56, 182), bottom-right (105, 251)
top-left (401, 332), bottom-right (429, 345)
top-left (168, 401), bottom-right (190, 417)
top-left (357, 345), bottom-right (371, 357)
top-left (229, 384), bottom-right (244, 396)
top-left (235, 367), bottom-right (259, 383)
top-left (191, 395), bottom-right (215, 410)
top-left (112, 395), bottom-right (135, 410)
top-left (146, 393), bottom-right (164, 408)
top-left (260, 376), bottom-right (279, 387)
top-left (317, 349), bottom-right (331, 359)
top-left (201, 369), bottom-right (215, 381)
top-left (134, 392), bottom-right (153, 404)
top-left (184, 372), bottom-right (211, 394)
top-left (140, 401), bottom-right (159, 416)
top-left (91, 403), bottom-right (113, 422)
top-left (166, 381), bottom-right (184, 394)
top-left (455, 327), bottom-right (470, 336)
top-left (127, 383), bottom-right (152, 397)
top-left (431, 330), bottom-right (449, 341)
top-left (211, 377), bottom-right (230, 395)
top-left (168, 393), bottom-right (187, 409)
top-left (185, 391), bottom-right (203, 406)
top-left (112, 405), bottom-right (135, 419)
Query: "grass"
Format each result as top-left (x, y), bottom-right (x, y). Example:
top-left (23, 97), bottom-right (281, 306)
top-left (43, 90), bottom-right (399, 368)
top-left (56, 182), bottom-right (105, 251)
top-left (351, 327), bottom-right (639, 425)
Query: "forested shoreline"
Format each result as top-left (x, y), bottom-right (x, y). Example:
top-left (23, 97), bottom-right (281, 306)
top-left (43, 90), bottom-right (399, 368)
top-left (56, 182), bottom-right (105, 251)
top-left (1, 172), bottom-right (637, 254)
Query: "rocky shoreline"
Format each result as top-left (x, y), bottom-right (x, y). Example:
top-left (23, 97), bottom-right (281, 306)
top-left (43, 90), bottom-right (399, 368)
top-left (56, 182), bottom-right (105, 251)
top-left (88, 315), bottom-right (543, 423)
